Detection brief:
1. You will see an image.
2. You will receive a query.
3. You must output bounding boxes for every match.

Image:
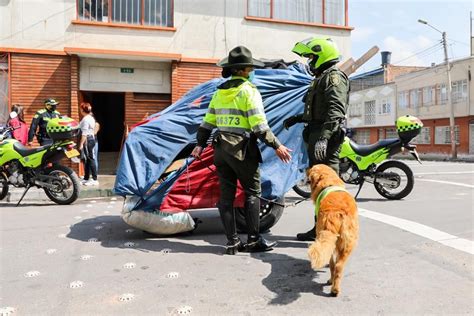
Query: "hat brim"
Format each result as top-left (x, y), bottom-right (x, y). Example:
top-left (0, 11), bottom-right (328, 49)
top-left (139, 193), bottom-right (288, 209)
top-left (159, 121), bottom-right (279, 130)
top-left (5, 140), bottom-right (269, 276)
top-left (216, 57), bottom-right (265, 68)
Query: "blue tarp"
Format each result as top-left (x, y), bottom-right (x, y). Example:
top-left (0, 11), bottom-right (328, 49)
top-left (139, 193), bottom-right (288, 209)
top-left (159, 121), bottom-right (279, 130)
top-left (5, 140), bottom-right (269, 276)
top-left (114, 64), bottom-right (312, 211)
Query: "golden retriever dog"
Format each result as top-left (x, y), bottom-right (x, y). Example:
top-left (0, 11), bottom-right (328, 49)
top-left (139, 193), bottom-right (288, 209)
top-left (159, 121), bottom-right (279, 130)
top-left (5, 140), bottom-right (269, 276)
top-left (307, 164), bottom-right (359, 296)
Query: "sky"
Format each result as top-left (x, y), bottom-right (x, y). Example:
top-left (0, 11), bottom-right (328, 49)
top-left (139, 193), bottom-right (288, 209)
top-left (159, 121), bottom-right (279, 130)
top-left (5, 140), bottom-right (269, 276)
top-left (349, 0), bottom-right (472, 74)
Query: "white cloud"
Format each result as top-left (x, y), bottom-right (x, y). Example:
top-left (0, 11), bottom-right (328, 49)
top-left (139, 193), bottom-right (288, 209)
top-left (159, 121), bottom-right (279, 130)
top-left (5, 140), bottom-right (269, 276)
top-left (382, 35), bottom-right (439, 66)
top-left (352, 27), bottom-right (376, 43)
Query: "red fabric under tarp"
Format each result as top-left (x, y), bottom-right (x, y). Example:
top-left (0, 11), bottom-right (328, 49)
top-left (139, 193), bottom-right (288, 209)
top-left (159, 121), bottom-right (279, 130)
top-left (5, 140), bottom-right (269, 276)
top-left (160, 147), bottom-right (245, 212)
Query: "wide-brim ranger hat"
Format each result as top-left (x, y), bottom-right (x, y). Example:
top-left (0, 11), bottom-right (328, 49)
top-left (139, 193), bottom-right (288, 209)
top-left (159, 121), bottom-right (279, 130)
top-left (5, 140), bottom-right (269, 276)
top-left (217, 46), bottom-right (265, 68)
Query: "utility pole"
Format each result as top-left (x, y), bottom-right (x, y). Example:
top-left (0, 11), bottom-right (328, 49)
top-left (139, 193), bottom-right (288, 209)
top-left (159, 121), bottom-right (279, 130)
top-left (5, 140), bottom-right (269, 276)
top-left (442, 31), bottom-right (457, 159)
top-left (418, 19), bottom-right (457, 159)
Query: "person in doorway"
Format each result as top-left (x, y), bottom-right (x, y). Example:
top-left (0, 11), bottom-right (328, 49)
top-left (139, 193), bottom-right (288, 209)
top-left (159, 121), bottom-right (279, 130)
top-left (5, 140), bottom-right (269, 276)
top-left (93, 121), bottom-right (100, 173)
top-left (283, 37), bottom-right (350, 241)
top-left (191, 46), bottom-right (292, 255)
top-left (79, 102), bottom-right (99, 186)
top-left (28, 98), bottom-right (61, 146)
top-left (8, 104), bottom-right (29, 145)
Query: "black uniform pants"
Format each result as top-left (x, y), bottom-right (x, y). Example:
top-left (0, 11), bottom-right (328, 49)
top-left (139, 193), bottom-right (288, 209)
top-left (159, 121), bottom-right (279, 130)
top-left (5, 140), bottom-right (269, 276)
top-left (213, 146), bottom-right (261, 241)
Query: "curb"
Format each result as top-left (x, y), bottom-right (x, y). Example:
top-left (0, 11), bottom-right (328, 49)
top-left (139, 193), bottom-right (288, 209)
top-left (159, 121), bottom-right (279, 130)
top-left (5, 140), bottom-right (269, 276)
top-left (5, 187), bottom-right (116, 203)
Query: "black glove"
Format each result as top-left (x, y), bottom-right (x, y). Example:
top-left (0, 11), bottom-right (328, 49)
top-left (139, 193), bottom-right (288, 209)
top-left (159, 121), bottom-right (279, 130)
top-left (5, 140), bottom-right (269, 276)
top-left (283, 115), bottom-right (302, 130)
top-left (314, 138), bottom-right (328, 161)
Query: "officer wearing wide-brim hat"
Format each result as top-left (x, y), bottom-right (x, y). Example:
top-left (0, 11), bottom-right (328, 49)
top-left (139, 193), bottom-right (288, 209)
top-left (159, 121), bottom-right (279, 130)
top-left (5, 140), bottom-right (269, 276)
top-left (192, 46), bottom-right (292, 255)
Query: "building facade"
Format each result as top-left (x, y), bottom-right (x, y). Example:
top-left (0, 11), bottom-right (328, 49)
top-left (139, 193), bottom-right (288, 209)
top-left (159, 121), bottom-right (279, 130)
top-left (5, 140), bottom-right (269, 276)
top-left (0, 0), bottom-right (352, 165)
top-left (347, 55), bottom-right (474, 156)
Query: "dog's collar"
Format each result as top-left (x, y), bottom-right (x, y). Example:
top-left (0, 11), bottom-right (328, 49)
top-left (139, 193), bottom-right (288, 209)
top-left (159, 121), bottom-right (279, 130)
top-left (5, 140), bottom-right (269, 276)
top-left (314, 186), bottom-right (348, 217)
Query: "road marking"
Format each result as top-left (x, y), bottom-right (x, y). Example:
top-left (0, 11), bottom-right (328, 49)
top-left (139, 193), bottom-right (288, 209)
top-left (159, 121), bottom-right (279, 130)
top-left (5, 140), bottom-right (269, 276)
top-left (416, 178), bottom-right (474, 188)
top-left (415, 171), bottom-right (474, 175)
top-left (359, 208), bottom-right (474, 255)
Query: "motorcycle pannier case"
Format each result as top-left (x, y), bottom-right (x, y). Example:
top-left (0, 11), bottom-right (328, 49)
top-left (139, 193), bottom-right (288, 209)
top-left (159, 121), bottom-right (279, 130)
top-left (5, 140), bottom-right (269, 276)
top-left (46, 117), bottom-right (80, 141)
top-left (396, 115), bottom-right (423, 142)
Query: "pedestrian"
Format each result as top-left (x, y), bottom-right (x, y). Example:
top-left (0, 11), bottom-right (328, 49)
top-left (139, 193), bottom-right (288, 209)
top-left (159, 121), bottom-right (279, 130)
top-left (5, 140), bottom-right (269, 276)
top-left (93, 121), bottom-right (100, 172)
top-left (283, 37), bottom-right (350, 241)
top-left (79, 102), bottom-right (99, 186)
top-left (8, 104), bottom-right (29, 145)
top-left (28, 98), bottom-right (61, 146)
top-left (191, 46), bottom-right (292, 255)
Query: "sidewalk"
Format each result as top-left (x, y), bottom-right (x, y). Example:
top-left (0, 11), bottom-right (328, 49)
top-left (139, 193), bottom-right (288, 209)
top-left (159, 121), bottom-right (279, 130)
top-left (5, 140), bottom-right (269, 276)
top-left (5, 175), bottom-right (116, 204)
top-left (393, 152), bottom-right (474, 163)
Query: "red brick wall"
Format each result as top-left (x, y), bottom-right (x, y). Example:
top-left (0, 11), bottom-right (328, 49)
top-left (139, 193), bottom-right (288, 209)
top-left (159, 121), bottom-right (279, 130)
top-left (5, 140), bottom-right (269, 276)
top-left (10, 53), bottom-right (71, 133)
top-left (171, 61), bottom-right (221, 103)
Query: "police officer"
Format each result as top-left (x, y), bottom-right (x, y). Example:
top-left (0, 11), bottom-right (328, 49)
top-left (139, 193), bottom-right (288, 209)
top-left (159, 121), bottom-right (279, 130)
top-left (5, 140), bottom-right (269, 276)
top-left (283, 38), bottom-right (350, 241)
top-left (191, 46), bottom-right (292, 255)
top-left (28, 98), bottom-right (61, 146)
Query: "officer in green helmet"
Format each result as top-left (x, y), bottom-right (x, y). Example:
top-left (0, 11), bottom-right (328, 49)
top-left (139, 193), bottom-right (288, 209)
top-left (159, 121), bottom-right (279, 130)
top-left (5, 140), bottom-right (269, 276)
top-left (191, 46), bottom-right (292, 255)
top-left (283, 37), bottom-right (350, 241)
top-left (28, 98), bottom-right (61, 146)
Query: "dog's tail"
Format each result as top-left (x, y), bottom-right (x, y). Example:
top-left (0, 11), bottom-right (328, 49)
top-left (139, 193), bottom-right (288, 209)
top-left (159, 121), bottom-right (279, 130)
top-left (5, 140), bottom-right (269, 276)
top-left (308, 230), bottom-right (337, 269)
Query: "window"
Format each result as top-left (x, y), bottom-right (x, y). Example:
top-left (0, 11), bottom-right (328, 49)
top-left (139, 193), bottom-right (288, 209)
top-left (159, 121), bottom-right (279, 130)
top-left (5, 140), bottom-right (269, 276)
top-left (0, 53), bottom-right (8, 125)
top-left (353, 129), bottom-right (370, 144)
top-left (422, 86), bottom-right (435, 106)
top-left (435, 125), bottom-right (460, 145)
top-left (436, 83), bottom-right (448, 105)
top-left (364, 100), bottom-right (376, 125)
top-left (378, 128), bottom-right (385, 140)
top-left (409, 89), bottom-right (421, 108)
top-left (247, 0), bottom-right (347, 26)
top-left (412, 127), bottom-right (431, 145)
top-left (77, 0), bottom-right (173, 27)
top-left (452, 79), bottom-right (468, 103)
top-left (348, 103), bottom-right (362, 117)
top-left (378, 99), bottom-right (391, 115)
top-left (386, 128), bottom-right (398, 139)
top-left (398, 91), bottom-right (409, 109)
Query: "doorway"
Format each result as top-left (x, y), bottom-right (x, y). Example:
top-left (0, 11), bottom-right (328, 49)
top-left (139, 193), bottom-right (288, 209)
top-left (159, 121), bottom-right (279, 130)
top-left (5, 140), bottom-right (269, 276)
top-left (81, 91), bottom-right (125, 175)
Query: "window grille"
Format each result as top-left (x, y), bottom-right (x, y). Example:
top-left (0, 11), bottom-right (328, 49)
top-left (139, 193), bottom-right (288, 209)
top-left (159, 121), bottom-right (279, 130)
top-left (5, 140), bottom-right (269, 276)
top-left (364, 100), bottom-right (375, 125)
top-left (78, 0), bottom-right (173, 27)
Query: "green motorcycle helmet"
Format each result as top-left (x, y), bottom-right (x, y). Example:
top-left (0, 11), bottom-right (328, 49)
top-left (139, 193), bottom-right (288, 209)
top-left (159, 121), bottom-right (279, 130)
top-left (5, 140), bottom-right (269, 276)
top-left (396, 115), bottom-right (423, 142)
top-left (292, 37), bottom-right (340, 70)
top-left (46, 117), bottom-right (80, 141)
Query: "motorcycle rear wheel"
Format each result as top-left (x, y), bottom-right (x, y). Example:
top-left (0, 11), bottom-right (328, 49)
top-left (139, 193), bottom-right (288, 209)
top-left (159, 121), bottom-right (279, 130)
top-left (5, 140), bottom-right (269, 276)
top-left (374, 160), bottom-right (414, 200)
top-left (43, 165), bottom-right (81, 205)
top-left (235, 197), bottom-right (285, 233)
top-left (0, 172), bottom-right (8, 201)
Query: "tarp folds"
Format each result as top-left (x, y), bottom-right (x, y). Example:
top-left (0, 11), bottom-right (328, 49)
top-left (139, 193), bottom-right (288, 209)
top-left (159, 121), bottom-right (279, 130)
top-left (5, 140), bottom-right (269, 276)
top-left (114, 64), bottom-right (312, 212)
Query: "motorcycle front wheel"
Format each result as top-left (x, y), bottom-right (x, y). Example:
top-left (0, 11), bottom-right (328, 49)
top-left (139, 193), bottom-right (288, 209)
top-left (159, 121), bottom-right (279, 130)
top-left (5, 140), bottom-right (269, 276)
top-left (235, 197), bottom-right (285, 233)
top-left (374, 160), bottom-right (414, 200)
top-left (0, 172), bottom-right (8, 201)
top-left (292, 176), bottom-right (311, 198)
top-left (43, 165), bottom-right (81, 205)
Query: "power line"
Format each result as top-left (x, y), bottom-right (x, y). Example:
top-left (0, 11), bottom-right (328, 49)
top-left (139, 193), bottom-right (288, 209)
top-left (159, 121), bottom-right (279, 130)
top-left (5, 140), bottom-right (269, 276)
top-left (391, 42), bottom-right (443, 65)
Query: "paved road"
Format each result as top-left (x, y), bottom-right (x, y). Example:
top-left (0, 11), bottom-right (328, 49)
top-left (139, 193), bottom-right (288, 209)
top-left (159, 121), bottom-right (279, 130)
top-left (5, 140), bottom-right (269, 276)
top-left (0, 161), bottom-right (472, 315)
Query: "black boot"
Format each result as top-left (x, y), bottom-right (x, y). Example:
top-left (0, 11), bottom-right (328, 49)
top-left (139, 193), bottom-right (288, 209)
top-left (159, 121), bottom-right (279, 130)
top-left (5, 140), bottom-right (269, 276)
top-left (218, 201), bottom-right (241, 254)
top-left (296, 215), bottom-right (317, 241)
top-left (225, 237), bottom-right (244, 255)
top-left (245, 236), bottom-right (277, 252)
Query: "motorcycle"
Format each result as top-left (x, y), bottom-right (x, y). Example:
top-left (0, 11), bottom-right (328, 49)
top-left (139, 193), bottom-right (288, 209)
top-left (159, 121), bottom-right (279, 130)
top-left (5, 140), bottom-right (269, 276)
top-left (293, 115), bottom-right (423, 200)
top-left (0, 117), bottom-right (82, 205)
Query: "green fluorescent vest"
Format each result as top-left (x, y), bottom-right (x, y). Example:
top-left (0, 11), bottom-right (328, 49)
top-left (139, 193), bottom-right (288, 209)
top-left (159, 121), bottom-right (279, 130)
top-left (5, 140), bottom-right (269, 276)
top-left (314, 186), bottom-right (348, 217)
top-left (201, 76), bottom-right (270, 134)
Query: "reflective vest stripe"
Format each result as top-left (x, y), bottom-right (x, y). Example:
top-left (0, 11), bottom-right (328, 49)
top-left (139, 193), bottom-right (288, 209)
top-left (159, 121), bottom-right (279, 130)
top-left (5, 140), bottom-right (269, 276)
top-left (314, 186), bottom-right (348, 217)
top-left (201, 121), bottom-right (215, 130)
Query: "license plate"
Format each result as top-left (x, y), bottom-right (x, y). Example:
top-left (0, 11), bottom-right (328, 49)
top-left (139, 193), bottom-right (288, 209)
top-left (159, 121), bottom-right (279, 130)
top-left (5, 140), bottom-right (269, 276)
top-left (65, 149), bottom-right (80, 158)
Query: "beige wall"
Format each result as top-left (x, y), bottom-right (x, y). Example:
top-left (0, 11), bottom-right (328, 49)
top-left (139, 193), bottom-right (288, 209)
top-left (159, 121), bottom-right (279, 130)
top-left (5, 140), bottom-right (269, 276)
top-left (0, 0), bottom-right (352, 61)
top-left (348, 83), bottom-right (396, 128)
top-left (395, 57), bottom-right (473, 119)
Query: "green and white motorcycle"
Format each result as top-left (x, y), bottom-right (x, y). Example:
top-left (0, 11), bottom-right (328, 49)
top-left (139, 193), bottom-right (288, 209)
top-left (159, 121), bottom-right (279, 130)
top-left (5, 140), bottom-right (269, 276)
top-left (293, 115), bottom-right (423, 200)
top-left (0, 117), bottom-right (82, 205)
